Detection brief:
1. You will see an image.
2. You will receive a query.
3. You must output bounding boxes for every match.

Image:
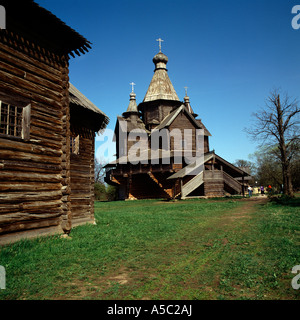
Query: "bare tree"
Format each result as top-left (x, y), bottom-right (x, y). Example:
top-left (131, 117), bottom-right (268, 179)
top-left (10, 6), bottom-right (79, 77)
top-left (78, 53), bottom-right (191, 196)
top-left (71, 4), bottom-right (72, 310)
top-left (245, 89), bottom-right (300, 196)
top-left (94, 157), bottom-right (107, 184)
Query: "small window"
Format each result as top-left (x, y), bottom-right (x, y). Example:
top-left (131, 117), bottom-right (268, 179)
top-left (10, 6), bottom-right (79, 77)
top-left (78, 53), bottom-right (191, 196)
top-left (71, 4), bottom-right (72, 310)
top-left (0, 101), bottom-right (31, 140)
top-left (70, 135), bottom-right (80, 155)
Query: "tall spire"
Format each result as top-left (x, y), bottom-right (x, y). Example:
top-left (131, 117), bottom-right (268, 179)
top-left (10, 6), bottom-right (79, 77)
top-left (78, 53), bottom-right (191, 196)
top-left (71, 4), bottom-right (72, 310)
top-left (184, 88), bottom-right (198, 118)
top-left (143, 39), bottom-right (179, 102)
top-left (123, 83), bottom-right (139, 118)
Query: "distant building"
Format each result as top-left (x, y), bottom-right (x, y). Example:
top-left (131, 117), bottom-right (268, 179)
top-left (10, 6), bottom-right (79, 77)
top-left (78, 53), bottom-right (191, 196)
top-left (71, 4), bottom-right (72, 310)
top-left (105, 47), bottom-right (249, 199)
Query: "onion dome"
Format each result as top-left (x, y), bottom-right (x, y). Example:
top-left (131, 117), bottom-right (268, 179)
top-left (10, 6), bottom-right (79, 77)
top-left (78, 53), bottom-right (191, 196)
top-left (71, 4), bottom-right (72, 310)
top-left (122, 91), bottom-right (139, 118)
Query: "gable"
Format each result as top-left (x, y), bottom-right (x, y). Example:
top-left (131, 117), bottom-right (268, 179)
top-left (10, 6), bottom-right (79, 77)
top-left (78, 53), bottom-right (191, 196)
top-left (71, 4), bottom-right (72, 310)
top-left (155, 105), bottom-right (201, 132)
top-left (169, 110), bottom-right (199, 132)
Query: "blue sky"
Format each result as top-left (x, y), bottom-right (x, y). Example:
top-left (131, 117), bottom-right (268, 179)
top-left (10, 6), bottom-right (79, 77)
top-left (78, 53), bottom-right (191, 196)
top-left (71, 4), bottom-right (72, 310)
top-left (37, 0), bottom-right (300, 164)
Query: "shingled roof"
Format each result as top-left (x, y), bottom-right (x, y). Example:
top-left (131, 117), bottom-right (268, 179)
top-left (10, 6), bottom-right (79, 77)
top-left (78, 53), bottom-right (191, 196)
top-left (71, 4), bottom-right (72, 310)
top-left (69, 83), bottom-right (109, 133)
top-left (2, 0), bottom-right (91, 58)
top-left (143, 52), bottom-right (180, 102)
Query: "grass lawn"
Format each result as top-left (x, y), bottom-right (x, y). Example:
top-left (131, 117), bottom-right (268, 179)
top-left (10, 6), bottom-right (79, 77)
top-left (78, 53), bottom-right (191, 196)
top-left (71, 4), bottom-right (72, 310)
top-left (0, 195), bottom-right (300, 300)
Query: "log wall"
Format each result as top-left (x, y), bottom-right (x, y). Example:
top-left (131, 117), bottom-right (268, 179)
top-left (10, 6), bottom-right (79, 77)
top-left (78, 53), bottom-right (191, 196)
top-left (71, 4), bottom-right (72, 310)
top-left (169, 113), bottom-right (209, 154)
top-left (203, 171), bottom-right (224, 197)
top-left (70, 127), bottom-right (95, 226)
top-left (0, 33), bottom-right (69, 244)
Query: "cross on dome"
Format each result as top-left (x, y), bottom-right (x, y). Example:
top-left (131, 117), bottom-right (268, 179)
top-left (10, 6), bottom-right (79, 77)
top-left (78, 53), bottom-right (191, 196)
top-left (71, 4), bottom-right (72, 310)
top-left (184, 86), bottom-right (188, 96)
top-left (130, 82), bottom-right (136, 93)
top-left (156, 38), bottom-right (164, 52)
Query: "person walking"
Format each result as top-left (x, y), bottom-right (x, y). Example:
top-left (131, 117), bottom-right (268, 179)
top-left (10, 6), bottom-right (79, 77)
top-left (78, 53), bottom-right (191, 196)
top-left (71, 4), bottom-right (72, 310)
top-left (248, 186), bottom-right (253, 197)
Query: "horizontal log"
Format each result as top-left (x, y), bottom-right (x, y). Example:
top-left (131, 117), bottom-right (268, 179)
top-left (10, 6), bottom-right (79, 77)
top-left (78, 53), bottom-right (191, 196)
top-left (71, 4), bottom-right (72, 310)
top-left (2, 160), bottom-right (62, 173)
top-left (30, 109), bottom-right (62, 127)
top-left (21, 200), bottom-right (62, 210)
top-left (70, 198), bottom-right (92, 205)
top-left (0, 138), bottom-right (62, 157)
top-left (70, 168), bottom-right (91, 175)
top-left (0, 149), bottom-right (61, 165)
top-left (30, 118), bottom-right (63, 135)
top-left (0, 43), bottom-right (62, 80)
top-left (0, 190), bottom-right (62, 203)
top-left (70, 183), bottom-right (92, 190)
top-left (0, 59), bottom-right (62, 93)
top-left (0, 182), bottom-right (62, 192)
top-left (0, 204), bottom-right (21, 214)
top-left (30, 126), bottom-right (63, 143)
top-left (0, 80), bottom-right (62, 110)
top-left (0, 211), bottom-right (62, 224)
top-left (0, 216), bottom-right (61, 234)
top-left (0, 70), bottom-right (63, 103)
top-left (31, 102), bottom-right (63, 119)
top-left (29, 134), bottom-right (63, 150)
top-left (71, 211), bottom-right (92, 219)
top-left (0, 172), bottom-right (62, 183)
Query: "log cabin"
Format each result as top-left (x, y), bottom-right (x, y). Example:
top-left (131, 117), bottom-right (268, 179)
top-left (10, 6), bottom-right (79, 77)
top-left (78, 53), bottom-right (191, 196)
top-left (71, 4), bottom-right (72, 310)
top-left (0, 0), bottom-right (109, 245)
top-left (105, 46), bottom-right (249, 199)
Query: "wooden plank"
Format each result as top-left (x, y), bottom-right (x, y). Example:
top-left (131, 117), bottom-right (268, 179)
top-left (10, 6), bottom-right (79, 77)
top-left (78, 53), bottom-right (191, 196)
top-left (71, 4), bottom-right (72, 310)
top-left (22, 104), bottom-right (31, 140)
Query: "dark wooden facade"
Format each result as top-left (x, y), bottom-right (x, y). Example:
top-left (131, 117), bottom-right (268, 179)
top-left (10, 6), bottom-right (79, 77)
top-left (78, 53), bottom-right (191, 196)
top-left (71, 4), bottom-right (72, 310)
top-left (0, 0), bottom-right (108, 244)
top-left (105, 50), bottom-right (249, 199)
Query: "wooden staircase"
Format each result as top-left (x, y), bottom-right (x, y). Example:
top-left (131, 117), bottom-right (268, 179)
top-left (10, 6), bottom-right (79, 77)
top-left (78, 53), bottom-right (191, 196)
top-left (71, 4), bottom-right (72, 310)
top-left (181, 171), bottom-right (204, 199)
top-left (147, 172), bottom-right (173, 198)
top-left (223, 171), bottom-right (242, 193)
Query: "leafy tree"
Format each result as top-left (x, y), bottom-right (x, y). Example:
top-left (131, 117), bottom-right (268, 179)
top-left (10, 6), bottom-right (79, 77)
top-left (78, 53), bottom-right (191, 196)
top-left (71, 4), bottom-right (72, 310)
top-left (94, 182), bottom-right (107, 201)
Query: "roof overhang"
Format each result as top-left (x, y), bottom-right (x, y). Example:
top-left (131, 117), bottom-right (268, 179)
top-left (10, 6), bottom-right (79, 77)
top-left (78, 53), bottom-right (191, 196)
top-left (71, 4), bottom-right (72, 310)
top-left (2, 0), bottom-right (91, 58)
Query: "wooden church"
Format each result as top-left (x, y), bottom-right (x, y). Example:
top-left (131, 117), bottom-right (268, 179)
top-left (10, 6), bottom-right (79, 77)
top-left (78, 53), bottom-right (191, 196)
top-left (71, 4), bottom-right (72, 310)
top-left (105, 42), bottom-right (249, 200)
top-left (0, 0), bottom-right (108, 244)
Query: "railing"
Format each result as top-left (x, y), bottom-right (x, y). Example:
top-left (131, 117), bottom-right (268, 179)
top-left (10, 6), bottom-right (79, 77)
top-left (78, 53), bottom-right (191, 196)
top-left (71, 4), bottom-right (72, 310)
top-left (223, 171), bottom-right (242, 192)
top-left (107, 164), bottom-right (174, 177)
top-left (204, 170), bottom-right (223, 180)
top-left (182, 171), bottom-right (204, 198)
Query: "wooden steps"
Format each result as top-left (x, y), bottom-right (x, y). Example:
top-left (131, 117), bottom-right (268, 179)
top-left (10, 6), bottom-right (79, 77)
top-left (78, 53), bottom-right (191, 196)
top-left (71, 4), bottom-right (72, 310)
top-left (147, 172), bottom-right (173, 198)
top-left (223, 171), bottom-right (242, 193)
top-left (181, 171), bottom-right (204, 199)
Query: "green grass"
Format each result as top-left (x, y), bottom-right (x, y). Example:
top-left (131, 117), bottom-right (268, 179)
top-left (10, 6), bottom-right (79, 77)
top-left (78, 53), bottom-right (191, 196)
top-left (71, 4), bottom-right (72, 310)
top-left (0, 196), bottom-right (299, 300)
